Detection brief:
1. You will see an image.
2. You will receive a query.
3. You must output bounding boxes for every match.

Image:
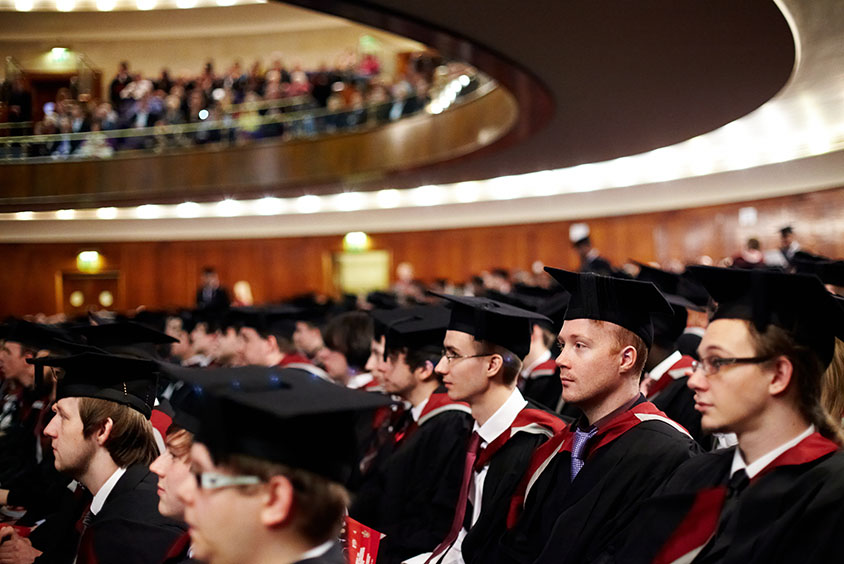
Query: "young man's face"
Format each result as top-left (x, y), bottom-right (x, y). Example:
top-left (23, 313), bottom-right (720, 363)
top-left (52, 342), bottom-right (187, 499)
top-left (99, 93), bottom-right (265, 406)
top-left (177, 443), bottom-right (263, 564)
top-left (149, 435), bottom-right (192, 519)
top-left (315, 347), bottom-right (350, 383)
top-left (382, 351), bottom-right (417, 399)
top-left (688, 318), bottom-right (772, 435)
top-left (555, 319), bottom-right (626, 410)
top-left (239, 327), bottom-right (273, 366)
top-left (190, 324), bottom-right (217, 357)
top-left (0, 340), bottom-right (33, 385)
top-left (43, 397), bottom-right (98, 479)
top-left (364, 336), bottom-right (387, 385)
top-left (293, 322), bottom-right (323, 357)
top-left (436, 330), bottom-right (490, 404)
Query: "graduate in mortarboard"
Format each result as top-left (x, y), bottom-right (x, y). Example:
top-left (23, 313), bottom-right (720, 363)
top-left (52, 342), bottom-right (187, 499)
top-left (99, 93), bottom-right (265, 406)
top-left (408, 295), bottom-right (566, 564)
top-left (0, 353), bottom-right (185, 564)
top-left (0, 320), bottom-right (78, 521)
top-left (172, 365), bottom-right (391, 564)
top-left (601, 267), bottom-right (844, 564)
top-left (350, 306), bottom-right (474, 563)
top-left (635, 263), bottom-right (713, 447)
top-left (496, 268), bottom-right (700, 564)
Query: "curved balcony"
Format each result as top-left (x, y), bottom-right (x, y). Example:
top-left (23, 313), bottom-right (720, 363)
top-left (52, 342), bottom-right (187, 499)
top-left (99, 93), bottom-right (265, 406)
top-left (0, 67), bottom-right (517, 211)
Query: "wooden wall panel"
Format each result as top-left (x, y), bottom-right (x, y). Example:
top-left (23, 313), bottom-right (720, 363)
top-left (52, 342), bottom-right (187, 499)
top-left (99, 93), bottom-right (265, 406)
top-left (1, 186), bottom-right (842, 318)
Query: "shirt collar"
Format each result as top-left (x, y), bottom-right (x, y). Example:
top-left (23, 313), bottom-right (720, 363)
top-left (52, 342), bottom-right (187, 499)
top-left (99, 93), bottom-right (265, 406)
top-left (730, 425), bottom-right (815, 479)
top-left (298, 540), bottom-right (334, 560)
top-left (411, 396), bottom-right (430, 422)
top-left (521, 350), bottom-right (552, 378)
top-left (576, 393), bottom-right (644, 431)
top-left (90, 467), bottom-right (127, 515)
top-left (647, 350), bottom-right (684, 382)
top-left (474, 387), bottom-right (528, 445)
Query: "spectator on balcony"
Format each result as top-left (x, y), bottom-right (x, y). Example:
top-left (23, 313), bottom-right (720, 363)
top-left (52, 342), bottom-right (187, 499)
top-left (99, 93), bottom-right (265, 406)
top-left (109, 61), bottom-right (132, 107)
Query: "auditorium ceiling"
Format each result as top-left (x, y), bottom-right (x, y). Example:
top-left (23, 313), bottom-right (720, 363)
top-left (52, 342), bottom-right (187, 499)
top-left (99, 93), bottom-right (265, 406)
top-left (1, 0), bottom-right (843, 241)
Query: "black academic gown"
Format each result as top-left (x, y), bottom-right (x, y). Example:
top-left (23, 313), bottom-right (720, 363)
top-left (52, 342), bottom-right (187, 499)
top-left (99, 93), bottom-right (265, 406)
top-left (75, 465), bottom-right (186, 564)
top-left (350, 393), bottom-right (474, 564)
top-left (521, 375), bottom-right (562, 413)
top-left (496, 400), bottom-right (700, 564)
top-left (459, 400), bottom-right (565, 564)
top-left (600, 433), bottom-right (844, 564)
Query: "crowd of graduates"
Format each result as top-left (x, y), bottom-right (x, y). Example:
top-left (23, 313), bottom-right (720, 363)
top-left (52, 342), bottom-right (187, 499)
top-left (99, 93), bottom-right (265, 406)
top-left (0, 230), bottom-right (843, 564)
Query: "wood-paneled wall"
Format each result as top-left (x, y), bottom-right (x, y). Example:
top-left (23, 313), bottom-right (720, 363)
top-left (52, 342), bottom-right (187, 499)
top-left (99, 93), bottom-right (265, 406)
top-left (2, 186), bottom-right (842, 318)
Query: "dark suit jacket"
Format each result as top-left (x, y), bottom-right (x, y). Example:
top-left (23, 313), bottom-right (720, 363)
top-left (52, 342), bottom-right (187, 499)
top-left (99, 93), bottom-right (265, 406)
top-left (76, 465), bottom-right (186, 564)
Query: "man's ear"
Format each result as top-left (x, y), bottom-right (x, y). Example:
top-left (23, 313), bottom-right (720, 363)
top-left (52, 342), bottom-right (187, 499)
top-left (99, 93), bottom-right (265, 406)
top-left (95, 417), bottom-right (114, 446)
top-left (414, 360), bottom-right (436, 383)
top-left (619, 345), bottom-right (638, 374)
top-left (260, 475), bottom-right (296, 527)
top-left (485, 354), bottom-right (504, 380)
top-left (768, 356), bottom-right (794, 397)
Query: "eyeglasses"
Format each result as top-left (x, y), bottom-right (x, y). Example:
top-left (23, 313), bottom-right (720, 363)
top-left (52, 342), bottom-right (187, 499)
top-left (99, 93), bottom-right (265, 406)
top-left (440, 350), bottom-right (493, 364)
top-left (193, 471), bottom-right (262, 490)
top-left (691, 355), bottom-right (774, 376)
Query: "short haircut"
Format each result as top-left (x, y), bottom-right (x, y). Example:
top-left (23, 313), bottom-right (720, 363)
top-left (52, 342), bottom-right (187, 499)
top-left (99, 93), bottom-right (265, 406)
top-left (164, 424), bottom-right (194, 460)
top-left (79, 397), bottom-right (159, 467)
top-left (219, 453), bottom-right (349, 546)
top-left (387, 345), bottom-right (441, 376)
top-left (476, 341), bottom-right (523, 386)
top-left (322, 312), bottom-right (373, 371)
top-left (602, 321), bottom-right (648, 378)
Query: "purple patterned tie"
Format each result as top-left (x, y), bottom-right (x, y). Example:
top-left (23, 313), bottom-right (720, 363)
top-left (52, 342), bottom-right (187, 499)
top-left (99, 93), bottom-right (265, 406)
top-left (570, 426), bottom-right (598, 482)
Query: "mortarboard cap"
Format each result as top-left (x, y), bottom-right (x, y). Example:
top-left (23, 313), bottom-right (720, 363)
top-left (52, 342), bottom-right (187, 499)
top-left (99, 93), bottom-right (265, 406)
top-left (430, 293), bottom-right (551, 359)
top-left (779, 225), bottom-right (794, 236)
top-left (72, 321), bottom-right (177, 348)
top-left (371, 306), bottom-right (450, 357)
top-left (544, 267), bottom-right (674, 348)
top-left (791, 255), bottom-right (844, 289)
top-left (685, 266), bottom-right (844, 367)
top-left (231, 305), bottom-right (302, 340)
top-left (0, 319), bottom-right (77, 353)
top-left (29, 352), bottom-right (159, 418)
top-left (176, 366), bottom-right (393, 483)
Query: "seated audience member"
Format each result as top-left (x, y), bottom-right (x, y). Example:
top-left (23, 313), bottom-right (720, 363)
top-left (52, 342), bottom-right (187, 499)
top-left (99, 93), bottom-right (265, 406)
top-left (603, 267), bottom-right (844, 564)
top-left (350, 306), bottom-right (473, 563)
top-left (318, 311), bottom-right (377, 388)
top-left (0, 321), bottom-right (76, 521)
top-left (635, 263), bottom-right (712, 447)
top-left (0, 352), bottom-right (185, 564)
top-left (173, 365), bottom-right (392, 564)
top-left (293, 318), bottom-right (325, 361)
top-left (497, 269), bottom-right (700, 564)
top-left (236, 307), bottom-right (325, 377)
top-left (151, 424), bottom-right (195, 564)
top-left (410, 295), bottom-right (565, 564)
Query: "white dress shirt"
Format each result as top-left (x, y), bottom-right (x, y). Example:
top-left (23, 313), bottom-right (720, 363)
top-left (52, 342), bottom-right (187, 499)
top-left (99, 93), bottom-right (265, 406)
top-left (440, 388), bottom-right (528, 564)
top-left (729, 425), bottom-right (814, 479)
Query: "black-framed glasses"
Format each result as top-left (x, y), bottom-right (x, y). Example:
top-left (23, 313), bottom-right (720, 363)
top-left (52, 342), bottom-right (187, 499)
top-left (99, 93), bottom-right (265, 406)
top-left (193, 470), bottom-right (262, 490)
top-left (691, 355), bottom-right (774, 376)
top-left (440, 349), bottom-right (493, 364)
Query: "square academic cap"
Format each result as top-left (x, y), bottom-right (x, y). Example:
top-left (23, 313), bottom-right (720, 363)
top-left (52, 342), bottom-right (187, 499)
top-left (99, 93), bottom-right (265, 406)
top-left (686, 266), bottom-right (844, 367)
top-left (371, 306), bottom-right (450, 356)
top-left (544, 267), bottom-right (674, 347)
top-left (230, 305), bottom-right (302, 339)
top-left (175, 366), bottom-right (393, 483)
top-left (0, 319), bottom-right (77, 353)
top-left (29, 352), bottom-right (159, 418)
top-left (430, 293), bottom-right (552, 359)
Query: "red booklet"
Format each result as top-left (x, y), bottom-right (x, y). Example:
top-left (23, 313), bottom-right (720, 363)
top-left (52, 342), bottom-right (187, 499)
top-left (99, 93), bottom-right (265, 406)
top-left (345, 516), bottom-right (384, 564)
